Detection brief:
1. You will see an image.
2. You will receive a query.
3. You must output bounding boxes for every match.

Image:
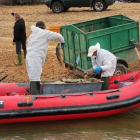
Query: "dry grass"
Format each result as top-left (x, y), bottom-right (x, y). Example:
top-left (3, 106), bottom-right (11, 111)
top-left (0, 3), bottom-right (140, 82)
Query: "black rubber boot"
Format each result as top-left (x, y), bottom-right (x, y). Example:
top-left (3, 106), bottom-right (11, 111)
top-left (101, 77), bottom-right (109, 91)
top-left (30, 81), bottom-right (40, 95)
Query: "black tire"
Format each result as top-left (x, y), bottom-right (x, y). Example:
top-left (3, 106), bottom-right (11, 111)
top-left (104, 5), bottom-right (108, 11)
top-left (51, 1), bottom-right (64, 13)
top-left (114, 63), bottom-right (127, 76)
top-left (105, 5), bottom-right (108, 9)
top-left (64, 7), bottom-right (69, 11)
top-left (93, 0), bottom-right (106, 12)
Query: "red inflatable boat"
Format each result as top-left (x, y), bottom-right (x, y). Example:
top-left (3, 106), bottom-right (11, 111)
top-left (0, 71), bottom-right (140, 124)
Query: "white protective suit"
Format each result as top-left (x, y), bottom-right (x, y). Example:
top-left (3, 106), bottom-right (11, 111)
top-left (26, 25), bottom-right (64, 81)
top-left (91, 47), bottom-right (117, 77)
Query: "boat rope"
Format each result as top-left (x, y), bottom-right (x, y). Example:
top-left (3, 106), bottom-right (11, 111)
top-left (26, 96), bottom-right (30, 104)
top-left (33, 93), bottom-right (89, 100)
top-left (32, 89), bottom-right (120, 100)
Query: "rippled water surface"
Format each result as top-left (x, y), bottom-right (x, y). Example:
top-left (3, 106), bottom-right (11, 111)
top-left (1, 109), bottom-right (140, 140)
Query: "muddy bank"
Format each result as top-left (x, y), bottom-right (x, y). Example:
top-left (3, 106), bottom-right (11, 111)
top-left (0, 4), bottom-right (140, 82)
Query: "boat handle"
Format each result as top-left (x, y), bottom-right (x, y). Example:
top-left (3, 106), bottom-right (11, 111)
top-left (26, 88), bottom-right (30, 92)
top-left (18, 102), bottom-right (33, 107)
top-left (106, 94), bottom-right (120, 100)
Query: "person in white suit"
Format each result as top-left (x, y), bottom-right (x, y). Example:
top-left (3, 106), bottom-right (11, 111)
top-left (87, 43), bottom-right (117, 90)
top-left (26, 21), bottom-right (65, 95)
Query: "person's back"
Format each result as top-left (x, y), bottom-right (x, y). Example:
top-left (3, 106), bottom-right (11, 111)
top-left (14, 18), bottom-right (26, 42)
top-left (98, 49), bottom-right (116, 63)
top-left (27, 26), bottom-right (49, 62)
top-left (27, 25), bottom-right (64, 63)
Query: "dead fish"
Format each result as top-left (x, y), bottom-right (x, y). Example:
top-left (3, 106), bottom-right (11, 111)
top-left (84, 68), bottom-right (94, 78)
top-left (85, 78), bottom-right (98, 83)
top-left (56, 43), bottom-right (63, 66)
top-left (62, 89), bottom-right (71, 93)
top-left (84, 68), bottom-right (103, 79)
top-left (61, 79), bottom-right (85, 83)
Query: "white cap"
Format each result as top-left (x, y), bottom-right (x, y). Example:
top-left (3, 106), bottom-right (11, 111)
top-left (87, 43), bottom-right (100, 57)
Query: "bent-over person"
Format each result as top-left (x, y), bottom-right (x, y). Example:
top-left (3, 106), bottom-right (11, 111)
top-left (87, 43), bottom-right (117, 90)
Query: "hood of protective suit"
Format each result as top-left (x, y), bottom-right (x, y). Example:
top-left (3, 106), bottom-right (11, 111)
top-left (31, 25), bottom-right (41, 33)
top-left (87, 43), bottom-right (100, 57)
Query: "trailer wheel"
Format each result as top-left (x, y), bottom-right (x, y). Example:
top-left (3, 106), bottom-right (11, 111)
top-left (93, 0), bottom-right (106, 12)
top-left (114, 63), bottom-right (127, 76)
top-left (52, 1), bottom-right (64, 13)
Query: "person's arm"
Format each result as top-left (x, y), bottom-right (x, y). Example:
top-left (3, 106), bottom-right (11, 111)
top-left (13, 24), bottom-right (21, 42)
top-left (46, 30), bottom-right (64, 43)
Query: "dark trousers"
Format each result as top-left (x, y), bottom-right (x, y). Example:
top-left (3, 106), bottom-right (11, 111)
top-left (101, 77), bottom-right (109, 91)
top-left (30, 81), bottom-right (40, 95)
top-left (16, 40), bottom-right (26, 54)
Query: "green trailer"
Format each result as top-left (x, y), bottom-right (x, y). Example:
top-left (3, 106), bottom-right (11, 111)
top-left (60, 15), bottom-right (139, 76)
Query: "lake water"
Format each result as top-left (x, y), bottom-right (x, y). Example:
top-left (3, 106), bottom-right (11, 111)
top-left (0, 109), bottom-right (140, 140)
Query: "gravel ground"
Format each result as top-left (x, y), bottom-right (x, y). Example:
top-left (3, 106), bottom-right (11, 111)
top-left (0, 3), bottom-right (140, 83)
